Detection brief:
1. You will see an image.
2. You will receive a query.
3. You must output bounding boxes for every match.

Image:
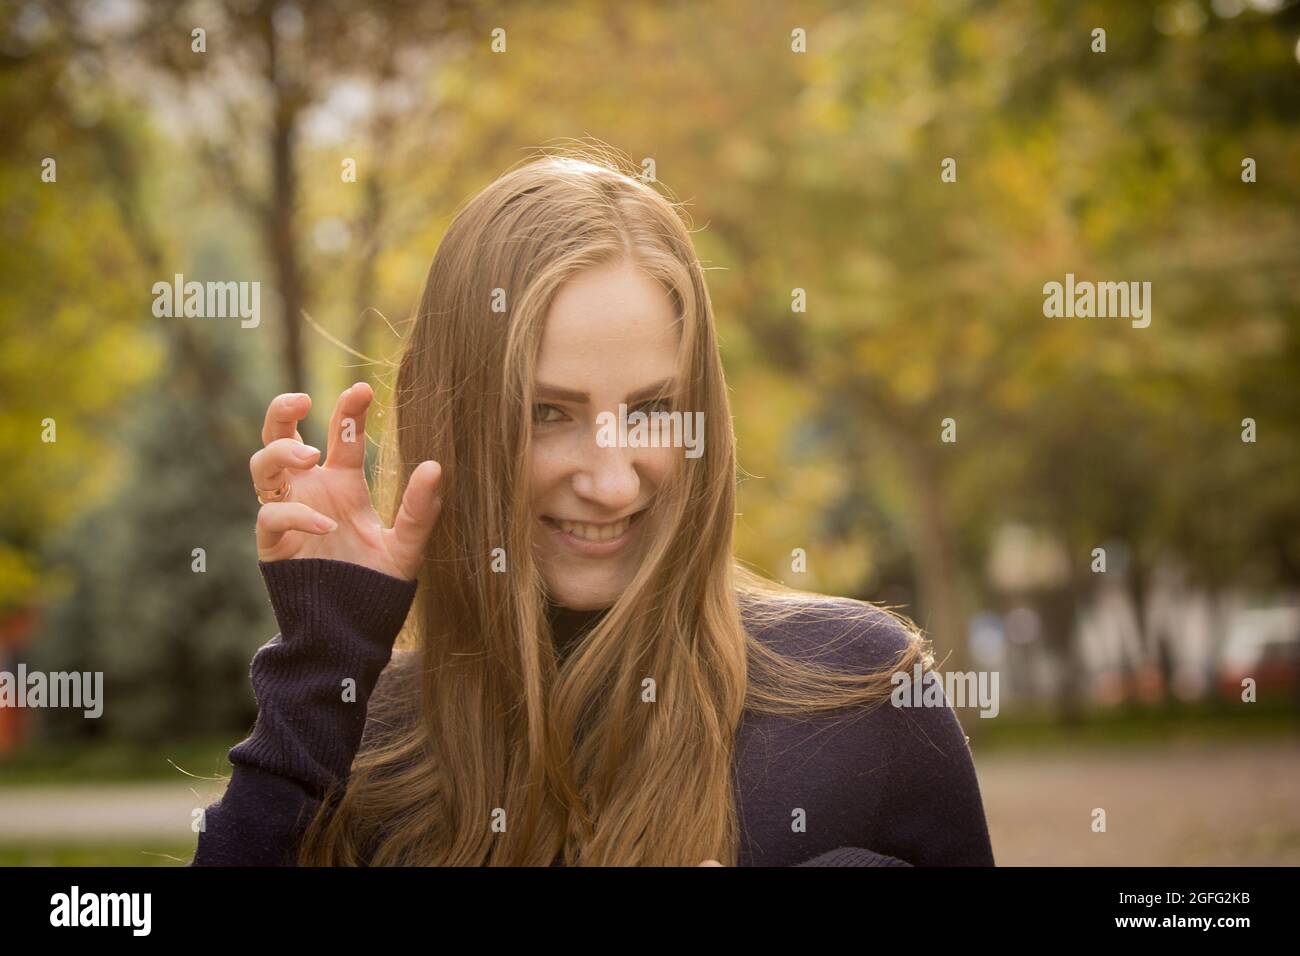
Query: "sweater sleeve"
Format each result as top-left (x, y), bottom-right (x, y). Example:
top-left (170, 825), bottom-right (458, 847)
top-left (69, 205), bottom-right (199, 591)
top-left (763, 599), bottom-right (995, 868)
top-left (793, 846), bottom-right (912, 867)
top-left (787, 687), bottom-right (994, 867)
top-left (874, 668), bottom-right (997, 866)
top-left (190, 558), bottom-right (418, 866)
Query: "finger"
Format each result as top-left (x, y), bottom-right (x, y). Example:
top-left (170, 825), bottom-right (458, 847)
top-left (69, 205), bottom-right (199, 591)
top-left (697, 860), bottom-right (723, 866)
top-left (324, 382), bottom-right (373, 471)
top-left (389, 460), bottom-right (443, 557)
top-left (250, 437), bottom-right (321, 488)
top-left (262, 393), bottom-right (311, 446)
top-left (255, 502), bottom-right (338, 553)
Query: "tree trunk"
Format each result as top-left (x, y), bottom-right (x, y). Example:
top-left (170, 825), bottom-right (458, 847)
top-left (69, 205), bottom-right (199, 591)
top-left (908, 445), bottom-right (968, 677)
top-left (264, 8), bottom-right (307, 406)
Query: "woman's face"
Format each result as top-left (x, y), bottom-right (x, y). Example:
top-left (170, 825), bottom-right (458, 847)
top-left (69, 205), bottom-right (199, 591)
top-left (529, 259), bottom-right (681, 610)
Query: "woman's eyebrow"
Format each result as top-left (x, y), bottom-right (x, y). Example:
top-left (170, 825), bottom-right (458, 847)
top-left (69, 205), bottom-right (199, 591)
top-left (534, 378), bottom-right (674, 404)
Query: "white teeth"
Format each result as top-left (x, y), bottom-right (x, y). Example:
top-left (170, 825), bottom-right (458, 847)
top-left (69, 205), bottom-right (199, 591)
top-left (557, 516), bottom-right (631, 541)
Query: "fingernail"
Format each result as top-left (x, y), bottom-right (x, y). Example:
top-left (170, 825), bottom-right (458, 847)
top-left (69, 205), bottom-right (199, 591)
top-left (316, 516), bottom-right (338, 532)
top-left (295, 445), bottom-right (320, 461)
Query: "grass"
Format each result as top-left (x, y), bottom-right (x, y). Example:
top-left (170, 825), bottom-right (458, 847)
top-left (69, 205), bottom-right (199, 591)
top-left (0, 735), bottom-right (235, 786)
top-left (0, 843), bottom-right (196, 866)
top-left (968, 697), bottom-right (1300, 751)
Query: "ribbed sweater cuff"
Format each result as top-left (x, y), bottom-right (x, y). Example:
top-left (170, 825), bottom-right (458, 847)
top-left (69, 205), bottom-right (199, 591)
top-left (794, 846), bottom-right (913, 867)
top-left (191, 764), bottom-right (323, 866)
top-left (258, 557), bottom-right (418, 640)
top-left (228, 559), bottom-right (418, 797)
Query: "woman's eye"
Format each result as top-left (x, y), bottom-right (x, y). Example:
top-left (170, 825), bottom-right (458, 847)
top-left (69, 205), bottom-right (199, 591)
top-left (532, 399), bottom-right (670, 424)
top-left (533, 403), bottom-right (566, 424)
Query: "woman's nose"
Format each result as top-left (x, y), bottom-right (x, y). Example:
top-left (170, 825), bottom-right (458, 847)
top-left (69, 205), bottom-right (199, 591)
top-left (571, 443), bottom-right (641, 510)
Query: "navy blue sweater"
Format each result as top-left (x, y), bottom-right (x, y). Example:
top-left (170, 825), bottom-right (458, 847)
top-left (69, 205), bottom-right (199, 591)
top-left (191, 559), bottom-right (995, 867)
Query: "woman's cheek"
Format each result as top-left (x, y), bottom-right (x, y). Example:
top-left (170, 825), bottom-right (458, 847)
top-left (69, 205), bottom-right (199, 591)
top-left (529, 442), bottom-right (566, 498)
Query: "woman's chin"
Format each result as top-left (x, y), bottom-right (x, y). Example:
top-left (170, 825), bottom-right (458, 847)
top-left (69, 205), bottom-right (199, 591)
top-left (541, 572), bottom-right (625, 611)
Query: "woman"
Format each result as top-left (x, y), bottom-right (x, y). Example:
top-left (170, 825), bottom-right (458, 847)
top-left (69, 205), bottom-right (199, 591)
top-left (192, 152), bottom-right (994, 867)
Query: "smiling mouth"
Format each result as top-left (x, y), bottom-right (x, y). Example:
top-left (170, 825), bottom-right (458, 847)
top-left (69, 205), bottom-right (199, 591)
top-left (540, 509), bottom-right (646, 542)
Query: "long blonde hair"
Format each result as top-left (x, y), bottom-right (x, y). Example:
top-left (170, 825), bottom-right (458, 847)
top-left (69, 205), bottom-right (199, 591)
top-left (298, 146), bottom-right (933, 866)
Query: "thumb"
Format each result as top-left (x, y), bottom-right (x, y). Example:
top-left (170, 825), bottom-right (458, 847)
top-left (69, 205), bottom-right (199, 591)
top-left (698, 859), bottom-right (724, 866)
top-left (390, 460), bottom-right (443, 570)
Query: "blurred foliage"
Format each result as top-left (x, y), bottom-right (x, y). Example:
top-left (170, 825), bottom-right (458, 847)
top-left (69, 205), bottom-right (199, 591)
top-left (0, 0), bottom-right (1297, 743)
top-left (32, 338), bottom-right (276, 742)
top-left (0, 45), bottom-right (160, 612)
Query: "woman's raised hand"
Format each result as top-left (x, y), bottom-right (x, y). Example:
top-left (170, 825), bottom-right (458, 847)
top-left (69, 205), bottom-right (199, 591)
top-left (251, 383), bottom-right (442, 581)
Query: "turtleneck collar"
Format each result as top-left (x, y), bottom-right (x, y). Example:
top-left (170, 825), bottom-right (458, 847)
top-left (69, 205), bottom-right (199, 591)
top-left (545, 598), bottom-right (609, 660)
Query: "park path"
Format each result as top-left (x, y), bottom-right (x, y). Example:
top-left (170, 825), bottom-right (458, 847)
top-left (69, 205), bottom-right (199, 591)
top-left (0, 776), bottom-right (228, 842)
top-left (978, 738), bottom-right (1300, 865)
top-left (1, 738), bottom-right (1298, 863)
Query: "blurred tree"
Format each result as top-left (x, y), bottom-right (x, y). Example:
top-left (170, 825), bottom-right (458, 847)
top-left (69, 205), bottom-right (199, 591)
top-left (0, 9), bottom-right (159, 619)
top-left (52, 0), bottom-right (490, 407)
top-left (33, 334), bottom-right (274, 742)
top-left (401, 0), bottom-right (1300, 700)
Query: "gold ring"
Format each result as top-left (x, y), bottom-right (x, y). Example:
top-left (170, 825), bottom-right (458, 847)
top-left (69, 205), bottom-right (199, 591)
top-left (255, 478), bottom-right (292, 504)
